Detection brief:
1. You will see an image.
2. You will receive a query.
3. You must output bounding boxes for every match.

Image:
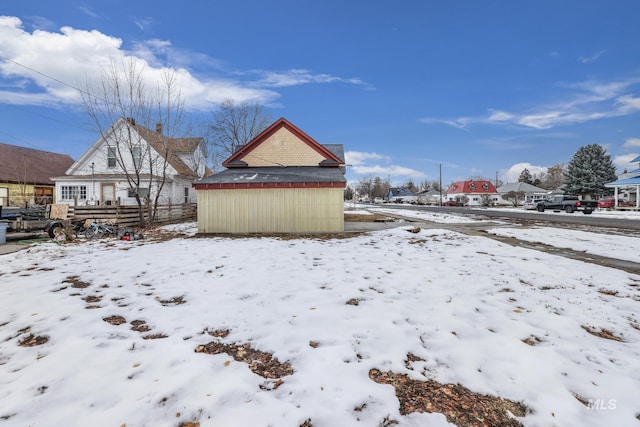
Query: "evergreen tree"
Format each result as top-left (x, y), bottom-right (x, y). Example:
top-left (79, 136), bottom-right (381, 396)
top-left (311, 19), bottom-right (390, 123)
top-left (563, 144), bottom-right (617, 198)
top-left (518, 168), bottom-right (533, 184)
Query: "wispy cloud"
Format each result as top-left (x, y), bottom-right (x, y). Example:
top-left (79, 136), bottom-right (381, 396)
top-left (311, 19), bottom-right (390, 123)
top-left (133, 16), bottom-right (154, 31)
top-left (421, 77), bottom-right (640, 130)
top-left (253, 69), bottom-right (370, 89)
top-left (77, 4), bottom-right (99, 19)
top-left (578, 50), bottom-right (606, 64)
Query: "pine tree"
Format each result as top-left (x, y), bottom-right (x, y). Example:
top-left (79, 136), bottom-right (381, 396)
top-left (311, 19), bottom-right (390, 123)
top-left (518, 168), bottom-right (533, 184)
top-left (563, 144), bottom-right (617, 198)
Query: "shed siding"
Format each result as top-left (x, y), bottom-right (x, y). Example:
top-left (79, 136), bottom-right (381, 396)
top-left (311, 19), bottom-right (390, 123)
top-left (242, 128), bottom-right (325, 167)
top-left (197, 188), bottom-right (344, 233)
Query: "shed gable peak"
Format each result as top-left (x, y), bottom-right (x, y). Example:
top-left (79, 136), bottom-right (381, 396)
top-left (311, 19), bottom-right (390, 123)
top-left (222, 118), bottom-right (343, 168)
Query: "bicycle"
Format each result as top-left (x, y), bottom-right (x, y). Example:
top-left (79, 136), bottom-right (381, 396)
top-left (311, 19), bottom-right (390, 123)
top-left (84, 221), bottom-right (121, 239)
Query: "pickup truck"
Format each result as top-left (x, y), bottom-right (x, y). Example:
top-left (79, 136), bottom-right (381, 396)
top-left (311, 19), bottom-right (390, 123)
top-left (536, 196), bottom-right (597, 214)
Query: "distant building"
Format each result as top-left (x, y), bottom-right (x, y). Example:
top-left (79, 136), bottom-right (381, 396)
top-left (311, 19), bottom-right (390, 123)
top-left (497, 182), bottom-right (548, 206)
top-left (605, 155), bottom-right (640, 209)
top-left (388, 187), bottom-right (417, 203)
top-left (446, 180), bottom-right (498, 206)
top-left (0, 142), bottom-right (74, 207)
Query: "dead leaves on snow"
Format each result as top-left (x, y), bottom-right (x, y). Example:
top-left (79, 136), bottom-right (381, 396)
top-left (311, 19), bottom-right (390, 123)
top-left (369, 368), bottom-right (529, 427)
top-left (195, 341), bottom-right (293, 382)
top-left (581, 325), bottom-right (625, 342)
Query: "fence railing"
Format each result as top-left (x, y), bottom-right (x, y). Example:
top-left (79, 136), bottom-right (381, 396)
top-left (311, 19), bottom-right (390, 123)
top-left (48, 203), bottom-right (196, 227)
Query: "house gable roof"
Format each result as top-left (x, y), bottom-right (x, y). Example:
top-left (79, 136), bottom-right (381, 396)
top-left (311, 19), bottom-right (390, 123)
top-left (66, 118), bottom-right (203, 178)
top-left (0, 142), bottom-right (74, 185)
top-left (447, 180), bottom-right (498, 194)
top-left (497, 182), bottom-right (547, 194)
top-left (132, 122), bottom-right (204, 177)
top-left (222, 118), bottom-right (344, 168)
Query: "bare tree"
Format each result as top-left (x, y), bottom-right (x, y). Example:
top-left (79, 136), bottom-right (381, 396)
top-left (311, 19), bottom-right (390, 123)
top-left (206, 100), bottom-right (272, 171)
top-left (82, 58), bottom-right (188, 226)
top-left (542, 162), bottom-right (565, 190)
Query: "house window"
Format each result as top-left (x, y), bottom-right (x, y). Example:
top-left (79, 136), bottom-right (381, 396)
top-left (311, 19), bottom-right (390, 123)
top-left (107, 147), bottom-right (117, 168)
top-left (184, 187), bottom-right (189, 203)
top-left (0, 187), bottom-right (8, 206)
top-left (128, 187), bottom-right (149, 199)
top-left (132, 146), bottom-right (142, 169)
top-left (61, 185), bottom-right (87, 200)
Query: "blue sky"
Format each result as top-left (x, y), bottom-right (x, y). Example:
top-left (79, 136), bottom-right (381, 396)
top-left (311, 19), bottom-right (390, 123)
top-left (2, 1), bottom-right (640, 187)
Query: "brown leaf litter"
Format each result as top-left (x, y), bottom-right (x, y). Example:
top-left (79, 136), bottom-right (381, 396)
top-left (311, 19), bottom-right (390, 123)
top-left (195, 341), bottom-right (293, 380)
top-left (369, 368), bottom-right (529, 427)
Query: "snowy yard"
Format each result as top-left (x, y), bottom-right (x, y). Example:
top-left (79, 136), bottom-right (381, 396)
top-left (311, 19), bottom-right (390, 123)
top-left (1, 216), bottom-right (639, 427)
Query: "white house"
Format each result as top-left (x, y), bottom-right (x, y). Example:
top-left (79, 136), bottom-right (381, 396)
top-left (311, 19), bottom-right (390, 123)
top-left (497, 182), bottom-right (548, 206)
top-left (53, 118), bottom-right (209, 206)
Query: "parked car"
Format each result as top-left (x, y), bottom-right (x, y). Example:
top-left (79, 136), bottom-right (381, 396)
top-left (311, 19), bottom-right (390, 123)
top-left (373, 197), bottom-right (383, 204)
top-left (597, 197), bottom-right (634, 209)
top-left (443, 200), bottom-right (462, 206)
top-left (523, 199), bottom-right (544, 210)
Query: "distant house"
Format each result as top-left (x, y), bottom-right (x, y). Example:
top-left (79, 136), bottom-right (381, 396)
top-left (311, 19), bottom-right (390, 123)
top-left (446, 180), bottom-right (498, 206)
top-left (416, 189), bottom-right (442, 205)
top-left (0, 142), bottom-right (74, 207)
top-left (388, 187), bottom-right (417, 203)
top-left (193, 118), bottom-right (346, 233)
top-left (53, 118), bottom-right (208, 206)
top-left (497, 182), bottom-right (548, 206)
top-left (605, 155), bottom-right (640, 209)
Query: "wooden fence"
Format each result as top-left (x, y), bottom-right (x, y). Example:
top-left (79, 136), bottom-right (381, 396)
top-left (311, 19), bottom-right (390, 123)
top-left (49, 203), bottom-right (196, 227)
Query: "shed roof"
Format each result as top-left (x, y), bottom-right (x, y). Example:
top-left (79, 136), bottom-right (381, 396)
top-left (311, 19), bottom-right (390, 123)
top-left (194, 166), bottom-right (346, 187)
top-left (0, 142), bottom-right (75, 185)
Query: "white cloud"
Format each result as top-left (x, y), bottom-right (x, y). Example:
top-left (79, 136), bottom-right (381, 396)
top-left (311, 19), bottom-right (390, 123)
top-left (0, 16), bottom-right (367, 112)
top-left (613, 153), bottom-right (640, 171)
top-left (422, 77), bottom-right (640, 130)
top-left (500, 162), bottom-right (548, 184)
top-left (623, 138), bottom-right (640, 148)
top-left (344, 151), bottom-right (388, 166)
top-left (615, 95), bottom-right (640, 113)
top-left (351, 164), bottom-right (426, 179)
top-left (344, 150), bottom-right (426, 183)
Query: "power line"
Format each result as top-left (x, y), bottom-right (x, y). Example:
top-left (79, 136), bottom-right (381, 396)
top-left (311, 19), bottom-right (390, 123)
top-left (0, 54), bottom-right (100, 101)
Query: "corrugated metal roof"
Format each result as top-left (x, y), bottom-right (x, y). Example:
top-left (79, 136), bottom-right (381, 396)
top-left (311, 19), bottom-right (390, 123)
top-left (195, 166), bottom-right (346, 185)
top-left (605, 176), bottom-right (640, 186)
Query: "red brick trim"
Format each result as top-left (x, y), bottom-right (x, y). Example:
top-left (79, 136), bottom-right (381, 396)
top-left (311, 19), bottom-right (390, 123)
top-left (193, 181), bottom-right (346, 190)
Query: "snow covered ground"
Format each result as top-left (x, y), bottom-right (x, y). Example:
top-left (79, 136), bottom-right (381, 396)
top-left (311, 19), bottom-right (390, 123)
top-left (1, 214), bottom-right (639, 427)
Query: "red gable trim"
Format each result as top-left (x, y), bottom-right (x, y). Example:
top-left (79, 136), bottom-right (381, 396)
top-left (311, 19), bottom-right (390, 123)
top-left (447, 180), bottom-right (497, 194)
top-left (222, 118), bottom-right (343, 168)
top-left (193, 181), bottom-right (346, 190)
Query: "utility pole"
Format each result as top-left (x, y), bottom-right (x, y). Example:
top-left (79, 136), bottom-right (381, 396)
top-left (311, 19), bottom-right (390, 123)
top-left (439, 163), bottom-right (443, 206)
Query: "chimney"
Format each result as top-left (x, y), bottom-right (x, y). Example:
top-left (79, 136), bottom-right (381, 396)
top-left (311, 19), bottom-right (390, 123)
top-left (125, 117), bottom-right (135, 125)
top-left (156, 123), bottom-right (162, 134)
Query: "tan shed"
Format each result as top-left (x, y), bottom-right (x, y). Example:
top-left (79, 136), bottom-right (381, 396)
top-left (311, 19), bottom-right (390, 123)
top-left (193, 118), bottom-right (346, 233)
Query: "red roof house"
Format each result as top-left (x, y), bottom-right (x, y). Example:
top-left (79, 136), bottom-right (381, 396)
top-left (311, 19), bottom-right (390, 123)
top-left (446, 180), bottom-right (499, 206)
